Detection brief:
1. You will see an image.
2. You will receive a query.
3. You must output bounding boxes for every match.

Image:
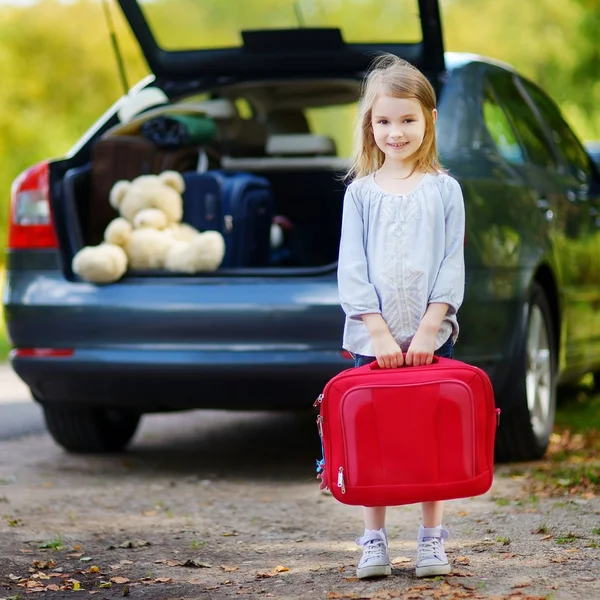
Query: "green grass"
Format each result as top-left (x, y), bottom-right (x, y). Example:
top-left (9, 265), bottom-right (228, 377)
top-left (556, 384), bottom-right (600, 434)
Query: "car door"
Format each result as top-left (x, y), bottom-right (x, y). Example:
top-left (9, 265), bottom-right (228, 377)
top-left (487, 69), bottom-right (595, 372)
top-left (518, 77), bottom-right (600, 370)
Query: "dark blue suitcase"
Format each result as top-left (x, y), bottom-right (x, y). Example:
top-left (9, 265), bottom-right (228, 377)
top-left (182, 170), bottom-right (274, 267)
top-left (181, 171), bottom-right (222, 232)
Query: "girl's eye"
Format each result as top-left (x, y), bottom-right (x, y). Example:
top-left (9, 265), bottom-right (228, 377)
top-left (377, 119), bottom-right (389, 125)
top-left (404, 119), bottom-right (415, 124)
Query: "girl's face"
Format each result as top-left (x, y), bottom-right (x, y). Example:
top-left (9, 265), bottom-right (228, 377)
top-left (370, 95), bottom-right (436, 165)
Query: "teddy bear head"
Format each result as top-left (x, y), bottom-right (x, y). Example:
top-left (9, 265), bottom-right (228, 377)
top-left (109, 171), bottom-right (185, 227)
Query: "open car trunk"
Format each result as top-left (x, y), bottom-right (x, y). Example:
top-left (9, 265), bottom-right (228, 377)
top-left (60, 76), bottom-right (364, 277)
top-left (57, 0), bottom-right (445, 278)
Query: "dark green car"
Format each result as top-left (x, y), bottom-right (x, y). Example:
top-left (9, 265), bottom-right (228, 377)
top-left (4, 0), bottom-right (600, 461)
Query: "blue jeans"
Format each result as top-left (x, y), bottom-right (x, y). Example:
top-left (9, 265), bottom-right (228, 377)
top-left (354, 336), bottom-right (454, 368)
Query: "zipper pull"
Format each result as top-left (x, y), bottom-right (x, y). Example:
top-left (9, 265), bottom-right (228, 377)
top-left (313, 393), bottom-right (324, 407)
top-left (337, 467), bottom-right (346, 494)
top-left (316, 415), bottom-right (324, 437)
top-left (496, 408), bottom-right (501, 426)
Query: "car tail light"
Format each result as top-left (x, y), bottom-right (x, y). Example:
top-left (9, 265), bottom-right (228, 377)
top-left (11, 348), bottom-right (74, 358)
top-left (7, 161), bottom-right (58, 249)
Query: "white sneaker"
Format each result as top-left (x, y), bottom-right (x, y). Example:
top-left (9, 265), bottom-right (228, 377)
top-left (355, 528), bottom-right (391, 579)
top-left (416, 525), bottom-right (451, 577)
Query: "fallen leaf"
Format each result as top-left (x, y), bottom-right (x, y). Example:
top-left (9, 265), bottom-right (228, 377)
top-left (189, 578), bottom-right (204, 584)
top-left (80, 556), bottom-right (92, 562)
top-left (181, 559), bottom-right (212, 568)
top-left (512, 582), bottom-right (531, 589)
top-left (32, 559), bottom-right (56, 569)
top-left (221, 531), bottom-right (239, 537)
top-left (88, 566), bottom-right (100, 573)
top-left (99, 582), bottom-right (113, 589)
top-left (391, 556), bottom-right (411, 564)
top-left (273, 565), bottom-right (289, 573)
top-left (220, 565), bottom-right (239, 572)
top-left (166, 559), bottom-right (182, 567)
top-left (256, 572), bottom-right (273, 579)
top-left (540, 534), bottom-right (553, 541)
top-left (456, 511), bottom-right (469, 517)
top-left (154, 577), bottom-right (172, 583)
top-left (455, 556), bottom-right (471, 565)
top-left (67, 552), bottom-right (84, 558)
top-left (46, 584), bottom-right (60, 591)
top-left (141, 510), bottom-right (157, 517)
top-left (118, 539), bottom-right (150, 549)
top-left (111, 576), bottom-right (130, 584)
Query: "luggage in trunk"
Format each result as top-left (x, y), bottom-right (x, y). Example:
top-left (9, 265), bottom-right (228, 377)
top-left (182, 170), bottom-right (275, 267)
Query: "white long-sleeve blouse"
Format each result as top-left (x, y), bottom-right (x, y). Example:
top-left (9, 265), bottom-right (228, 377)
top-left (337, 171), bottom-right (466, 356)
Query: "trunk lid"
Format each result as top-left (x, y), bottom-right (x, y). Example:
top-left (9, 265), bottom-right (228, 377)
top-left (116, 0), bottom-right (445, 79)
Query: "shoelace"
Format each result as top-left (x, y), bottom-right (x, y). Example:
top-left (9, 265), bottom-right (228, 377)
top-left (418, 537), bottom-right (443, 561)
top-left (356, 535), bottom-right (387, 560)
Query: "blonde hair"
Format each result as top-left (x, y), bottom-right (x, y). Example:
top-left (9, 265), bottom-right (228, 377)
top-left (347, 54), bottom-right (442, 181)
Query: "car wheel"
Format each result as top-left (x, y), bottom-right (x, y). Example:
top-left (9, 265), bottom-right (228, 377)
top-left (43, 405), bottom-right (141, 453)
top-left (495, 283), bottom-right (557, 462)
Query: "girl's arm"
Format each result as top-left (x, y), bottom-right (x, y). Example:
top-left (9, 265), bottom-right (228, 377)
top-left (428, 177), bottom-right (466, 314)
top-left (337, 185), bottom-right (381, 321)
top-left (406, 178), bottom-right (466, 366)
top-left (337, 185), bottom-right (404, 368)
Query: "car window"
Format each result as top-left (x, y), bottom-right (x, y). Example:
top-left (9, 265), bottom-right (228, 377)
top-left (305, 102), bottom-right (358, 158)
top-left (487, 72), bottom-right (557, 171)
top-left (482, 85), bottom-right (525, 164)
top-left (520, 79), bottom-right (593, 182)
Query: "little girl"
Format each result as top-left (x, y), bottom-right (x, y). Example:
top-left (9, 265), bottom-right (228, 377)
top-left (337, 54), bottom-right (465, 579)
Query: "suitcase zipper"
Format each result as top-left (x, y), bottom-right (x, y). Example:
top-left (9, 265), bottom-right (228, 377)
top-left (337, 467), bottom-right (346, 494)
top-left (316, 415), bottom-right (324, 437)
top-left (496, 408), bottom-right (501, 426)
top-left (313, 393), bottom-right (324, 407)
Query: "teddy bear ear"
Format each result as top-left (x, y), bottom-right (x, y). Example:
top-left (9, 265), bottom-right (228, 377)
top-left (109, 181), bottom-right (131, 210)
top-left (158, 170), bottom-right (185, 194)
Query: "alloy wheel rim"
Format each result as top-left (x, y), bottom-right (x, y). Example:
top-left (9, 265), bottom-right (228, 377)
top-left (525, 305), bottom-right (553, 440)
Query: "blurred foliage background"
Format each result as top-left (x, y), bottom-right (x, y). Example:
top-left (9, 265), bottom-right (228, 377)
top-left (0, 0), bottom-right (599, 262)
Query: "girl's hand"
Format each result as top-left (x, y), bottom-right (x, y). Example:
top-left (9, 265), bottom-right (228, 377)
top-left (372, 330), bottom-right (404, 369)
top-left (405, 331), bottom-right (436, 366)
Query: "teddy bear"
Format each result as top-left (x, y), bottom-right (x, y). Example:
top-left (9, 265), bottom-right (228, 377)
top-left (72, 171), bottom-right (225, 283)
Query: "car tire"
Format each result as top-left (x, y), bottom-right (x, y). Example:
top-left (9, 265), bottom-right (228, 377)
top-left (43, 405), bottom-right (141, 453)
top-left (495, 283), bottom-right (557, 462)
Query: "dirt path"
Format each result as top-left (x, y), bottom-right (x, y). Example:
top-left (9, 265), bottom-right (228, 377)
top-left (1, 410), bottom-right (598, 600)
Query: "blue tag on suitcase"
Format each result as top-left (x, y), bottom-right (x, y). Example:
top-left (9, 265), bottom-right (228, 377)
top-left (182, 170), bottom-right (274, 267)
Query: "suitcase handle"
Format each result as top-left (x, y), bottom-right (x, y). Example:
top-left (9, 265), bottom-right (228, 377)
top-left (368, 355), bottom-right (441, 370)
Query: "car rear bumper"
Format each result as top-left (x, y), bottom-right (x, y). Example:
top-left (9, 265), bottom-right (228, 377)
top-left (11, 347), bottom-right (353, 411)
top-left (11, 345), bottom-right (507, 412)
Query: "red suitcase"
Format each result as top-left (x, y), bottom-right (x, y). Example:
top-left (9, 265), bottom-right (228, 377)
top-left (315, 356), bottom-right (499, 506)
